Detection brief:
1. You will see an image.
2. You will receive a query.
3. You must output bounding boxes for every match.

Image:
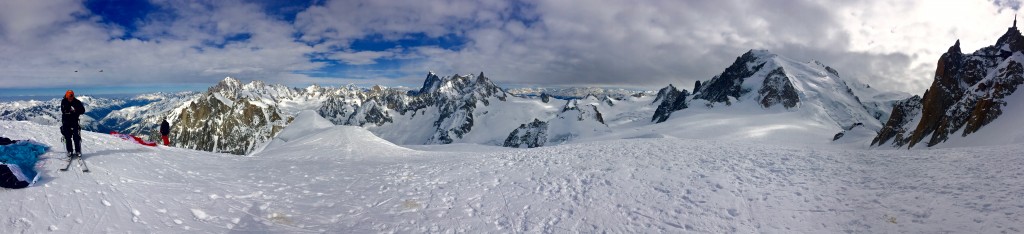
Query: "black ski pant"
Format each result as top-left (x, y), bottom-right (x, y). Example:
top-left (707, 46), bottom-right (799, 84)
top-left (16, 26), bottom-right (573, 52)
top-left (61, 125), bottom-right (82, 154)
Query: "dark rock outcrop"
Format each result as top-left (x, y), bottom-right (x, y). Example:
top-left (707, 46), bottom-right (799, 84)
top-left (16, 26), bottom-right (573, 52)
top-left (562, 99), bottom-right (606, 125)
top-left (693, 50), bottom-right (767, 104)
top-left (757, 67), bottom-right (800, 109)
top-left (964, 60), bottom-right (1024, 135)
top-left (872, 96), bottom-right (923, 147)
top-left (346, 100), bottom-right (393, 126)
top-left (426, 72), bottom-right (507, 144)
top-left (876, 22), bottom-right (1024, 148)
top-left (832, 122), bottom-right (865, 141)
top-left (173, 94), bottom-right (287, 155)
top-left (418, 72), bottom-right (443, 95)
top-left (503, 119), bottom-right (548, 148)
top-left (651, 84), bottom-right (689, 123)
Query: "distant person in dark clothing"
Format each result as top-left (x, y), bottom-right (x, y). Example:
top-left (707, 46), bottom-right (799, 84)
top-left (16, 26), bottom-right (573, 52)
top-left (60, 90), bottom-right (86, 158)
top-left (160, 119), bottom-right (171, 146)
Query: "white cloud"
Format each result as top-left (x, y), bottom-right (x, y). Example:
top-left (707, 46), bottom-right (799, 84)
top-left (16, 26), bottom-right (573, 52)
top-left (388, 0), bottom-right (1021, 94)
top-left (0, 0), bottom-right (322, 90)
top-left (0, 0), bottom-right (87, 43)
top-left (329, 50), bottom-right (395, 65)
top-left (0, 0), bottom-right (1020, 95)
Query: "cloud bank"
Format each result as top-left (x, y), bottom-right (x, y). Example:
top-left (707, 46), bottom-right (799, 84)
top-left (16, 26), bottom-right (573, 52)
top-left (0, 0), bottom-right (1019, 95)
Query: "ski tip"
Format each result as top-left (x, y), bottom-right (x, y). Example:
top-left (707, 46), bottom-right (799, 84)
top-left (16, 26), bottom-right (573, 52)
top-left (83, 170), bottom-right (90, 173)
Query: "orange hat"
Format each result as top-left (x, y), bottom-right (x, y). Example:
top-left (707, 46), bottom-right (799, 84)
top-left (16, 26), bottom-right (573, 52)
top-left (65, 90), bottom-right (74, 100)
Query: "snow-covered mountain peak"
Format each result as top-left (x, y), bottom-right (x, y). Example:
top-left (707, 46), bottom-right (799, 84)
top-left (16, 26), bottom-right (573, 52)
top-left (418, 72), bottom-right (444, 95)
top-left (562, 98), bottom-right (581, 111)
top-left (651, 84), bottom-right (689, 123)
top-left (419, 72), bottom-right (506, 101)
top-left (208, 77), bottom-right (243, 93)
top-left (745, 49), bottom-right (776, 58)
top-left (690, 50), bottom-right (884, 133)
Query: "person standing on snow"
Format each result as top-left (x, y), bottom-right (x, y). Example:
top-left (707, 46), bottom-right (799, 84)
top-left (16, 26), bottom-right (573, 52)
top-left (60, 90), bottom-right (86, 158)
top-left (160, 118), bottom-right (171, 146)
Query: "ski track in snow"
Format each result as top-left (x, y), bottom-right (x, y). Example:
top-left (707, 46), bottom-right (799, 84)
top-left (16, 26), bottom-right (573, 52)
top-left (2, 120), bottom-right (1023, 233)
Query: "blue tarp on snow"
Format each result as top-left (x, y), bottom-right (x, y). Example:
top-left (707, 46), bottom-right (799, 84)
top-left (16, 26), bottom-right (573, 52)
top-left (0, 140), bottom-right (48, 180)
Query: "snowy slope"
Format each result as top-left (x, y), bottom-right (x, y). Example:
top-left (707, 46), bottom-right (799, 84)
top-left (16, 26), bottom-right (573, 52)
top-left (845, 80), bottom-right (911, 123)
top-left (3, 117), bottom-right (1024, 233)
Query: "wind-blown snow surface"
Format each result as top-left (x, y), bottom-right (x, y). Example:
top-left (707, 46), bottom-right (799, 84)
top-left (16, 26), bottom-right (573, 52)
top-left (1, 119), bottom-right (1022, 233)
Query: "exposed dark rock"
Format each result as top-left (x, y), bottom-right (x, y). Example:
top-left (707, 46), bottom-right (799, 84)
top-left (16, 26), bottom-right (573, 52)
top-left (318, 95), bottom-right (355, 125)
top-left (844, 122), bottom-right (864, 131)
top-left (172, 95), bottom-right (286, 155)
top-left (893, 23), bottom-right (1024, 148)
top-left (346, 100), bottom-right (393, 126)
top-left (872, 96), bottom-right (922, 147)
top-left (317, 72), bottom-right (509, 145)
top-left (602, 96), bottom-right (616, 107)
top-left (964, 59), bottom-right (1024, 135)
top-left (874, 21), bottom-right (1024, 148)
top-left (693, 50), bottom-right (767, 104)
top-left (832, 132), bottom-right (844, 141)
top-left (562, 99), bottom-right (606, 124)
top-left (757, 67), bottom-right (800, 109)
top-left (418, 72), bottom-right (443, 95)
top-left (502, 118), bottom-right (548, 148)
top-left (651, 84), bottom-right (689, 123)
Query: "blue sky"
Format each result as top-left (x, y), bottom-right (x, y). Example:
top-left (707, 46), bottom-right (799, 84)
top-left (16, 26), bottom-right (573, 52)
top-left (0, 0), bottom-right (1021, 96)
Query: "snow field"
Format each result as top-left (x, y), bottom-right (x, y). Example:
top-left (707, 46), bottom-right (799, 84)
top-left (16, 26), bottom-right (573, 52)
top-left (1, 119), bottom-right (1023, 233)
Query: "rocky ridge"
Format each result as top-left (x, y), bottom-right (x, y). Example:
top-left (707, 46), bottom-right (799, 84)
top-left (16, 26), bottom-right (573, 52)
top-left (873, 20), bottom-right (1024, 148)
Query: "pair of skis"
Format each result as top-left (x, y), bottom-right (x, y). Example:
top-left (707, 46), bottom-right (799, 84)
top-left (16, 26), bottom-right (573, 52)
top-left (59, 153), bottom-right (90, 173)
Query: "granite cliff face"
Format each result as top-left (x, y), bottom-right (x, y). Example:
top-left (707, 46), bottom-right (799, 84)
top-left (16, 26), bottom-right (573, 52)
top-left (171, 78), bottom-right (292, 155)
top-left (873, 21), bottom-right (1024, 148)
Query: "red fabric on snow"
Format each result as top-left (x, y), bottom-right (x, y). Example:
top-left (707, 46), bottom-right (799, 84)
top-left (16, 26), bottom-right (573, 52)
top-left (110, 131), bottom-right (157, 147)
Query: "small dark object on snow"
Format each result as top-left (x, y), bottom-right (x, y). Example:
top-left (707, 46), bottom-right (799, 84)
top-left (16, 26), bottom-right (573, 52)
top-left (0, 137), bottom-right (17, 146)
top-left (832, 132), bottom-right (845, 141)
